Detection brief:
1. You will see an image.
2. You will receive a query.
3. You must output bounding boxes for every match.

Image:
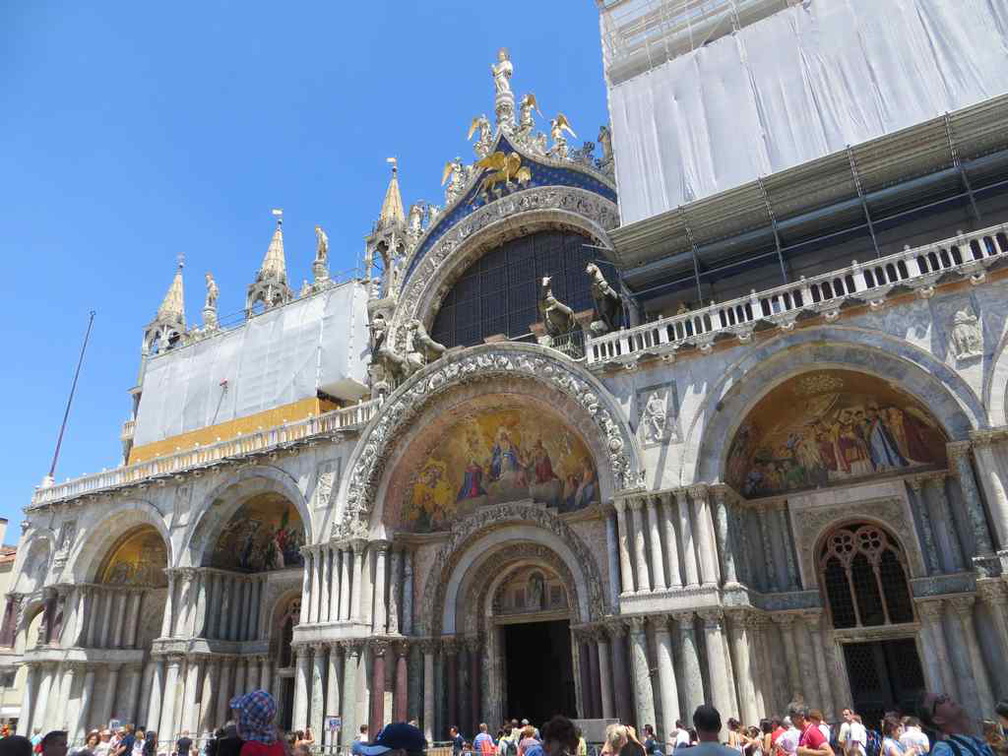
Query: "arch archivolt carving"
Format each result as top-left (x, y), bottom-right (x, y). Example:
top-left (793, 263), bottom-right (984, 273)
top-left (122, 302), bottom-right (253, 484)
top-left (687, 328), bottom-right (984, 486)
top-left (180, 464), bottom-right (310, 568)
top-left (395, 186), bottom-right (619, 330)
top-left (456, 543), bottom-right (578, 637)
top-left (335, 343), bottom-right (642, 539)
top-left (418, 501), bottom-right (608, 636)
top-left (66, 499), bottom-right (171, 582)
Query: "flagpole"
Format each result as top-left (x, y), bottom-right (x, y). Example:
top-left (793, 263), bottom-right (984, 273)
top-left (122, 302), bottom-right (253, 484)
top-left (43, 310), bottom-right (96, 487)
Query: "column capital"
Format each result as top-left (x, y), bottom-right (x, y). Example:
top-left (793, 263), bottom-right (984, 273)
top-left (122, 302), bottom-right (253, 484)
top-left (696, 607), bottom-right (723, 626)
top-left (327, 640), bottom-right (343, 654)
top-left (947, 595), bottom-right (976, 616)
top-left (462, 634), bottom-right (482, 653)
top-left (688, 484), bottom-right (709, 502)
top-left (977, 579), bottom-right (1008, 603)
top-left (394, 639), bottom-right (410, 658)
top-left (418, 638), bottom-right (438, 655)
top-left (603, 617), bottom-right (627, 638)
top-left (796, 609), bottom-right (824, 627)
top-left (946, 440), bottom-right (973, 462)
top-left (350, 538), bottom-right (368, 553)
top-left (340, 638), bottom-right (365, 656)
top-left (670, 610), bottom-right (695, 626)
top-left (441, 636), bottom-right (460, 655)
top-left (906, 474), bottom-right (925, 493)
top-left (627, 615), bottom-right (646, 634)
top-left (770, 612), bottom-right (798, 628)
top-left (613, 497), bottom-right (627, 514)
top-left (626, 496), bottom-right (644, 512)
top-left (648, 615), bottom-right (672, 636)
top-left (725, 608), bottom-right (759, 628)
top-left (372, 540), bottom-right (392, 554)
top-left (915, 599), bottom-right (944, 620)
top-left (370, 638), bottom-right (390, 656)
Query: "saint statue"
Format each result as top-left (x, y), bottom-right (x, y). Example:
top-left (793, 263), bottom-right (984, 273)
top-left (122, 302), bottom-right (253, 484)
top-left (492, 48), bottom-right (513, 97)
top-left (204, 272), bottom-right (219, 310)
top-left (314, 225), bottom-right (329, 265)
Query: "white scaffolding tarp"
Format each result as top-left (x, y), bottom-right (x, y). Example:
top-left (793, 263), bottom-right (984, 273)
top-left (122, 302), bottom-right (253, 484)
top-left (608, 0), bottom-right (1008, 225)
top-left (133, 281), bottom-right (370, 447)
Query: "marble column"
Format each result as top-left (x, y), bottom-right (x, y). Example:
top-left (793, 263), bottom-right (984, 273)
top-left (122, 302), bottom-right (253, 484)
top-left (215, 657), bottom-right (234, 729)
top-left (124, 590), bottom-right (142, 647)
top-left (33, 665), bottom-right (54, 733)
top-left (199, 658), bottom-right (220, 735)
top-left (422, 642), bottom-right (436, 744)
top-left (774, 509), bottom-right (800, 589)
top-left (468, 637), bottom-right (481, 730)
top-left (660, 496), bottom-right (682, 588)
top-left (446, 640), bottom-right (459, 730)
top-left (907, 478), bottom-right (941, 574)
top-left (394, 642), bottom-right (409, 722)
top-left (672, 612), bottom-right (703, 717)
top-left (916, 601), bottom-right (957, 699)
top-left (653, 618), bottom-right (678, 738)
top-left (803, 612), bottom-right (835, 720)
top-left (310, 549), bottom-right (322, 624)
top-left (326, 645), bottom-right (342, 748)
top-left (160, 659), bottom-right (180, 741)
top-left (76, 667), bottom-right (95, 742)
top-left (161, 572), bottom-right (176, 638)
top-left (359, 544), bottom-right (375, 627)
top-left (293, 648), bottom-right (310, 730)
top-left (110, 591), bottom-right (128, 648)
top-left (949, 442), bottom-right (995, 555)
top-left (233, 657), bottom-right (247, 700)
top-left (676, 491), bottom-right (700, 587)
top-left (402, 548), bottom-right (415, 635)
top-left (923, 474), bottom-right (965, 572)
top-left (121, 665), bottom-right (142, 730)
top-left (193, 571), bottom-right (209, 637)
top-left (606, 512), bottom-right (622, 607)
top-left (597, 628), bottom-right (615, 719)
top-left (757, 510), bottom-right (779, 591)
top-left (351, 541), bottom-right (366, 622)
top-left (300, 554), bottom-right (312, 625)
top-left (341, 641), bottom-right (362, 747)
top-left (260, 656), bottom-right (272, 695)
top-left (772, 615), bottom-right (802, 702)
top-left (607, 621), bottom-right (634, 726)
top-left (586, 631), bottom-right (602, 718)
top-left (146, 659), bottom-right (165, 734)
top-left (85, 587), bottom-right (100, 647)
top-left (370, 640), bottom-right (388, 734)
top-left (978, 581), bottom-right (1008, 659)
top-left (388, 548), bottom-right (402, 635)
top-left (372, 543), bottom-right (390, 634)
top-left (17, 664), bottom-right (36, 735)
top-left (322, 546), bottom-right (333, 624)
top-left (691, 487), bottom-right (719, 586)
top-left (101, 665), bottom-right (121, 731)
top-left (711, 488), bottom-right (738, 585)
top-left (699, 609), bottom-right (736, 719)
top-left (628, 617), bottom-right (656, 730)
top-left (311, 644), bottom-right (326, 738)
top-left (646, 496), bottom-right (668, 591)
top-left (615, 500), bottom-right (635, 595)
top-left (727, 611), bottom-right (758, 726)
top-left (339, 547), bottom-right (352, 621)
top-left (630, 498), bottom-right (652, 593)
top-left (182, 658), bottom-right (202, 732)
top-left (972, 435), bottom-right (1008, 548)
top-left (950, 596), bottom-right (995, 716)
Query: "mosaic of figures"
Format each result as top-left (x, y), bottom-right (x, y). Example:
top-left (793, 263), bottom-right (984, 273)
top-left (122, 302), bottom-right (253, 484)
top-left (100, 527), bottom-right (168, 587)
top-left (211, 494), bottom-right (305, 572)
top-left (728, 371), bottom-right (947, 498)
top-left (404, 408), bottom-right (599, 532)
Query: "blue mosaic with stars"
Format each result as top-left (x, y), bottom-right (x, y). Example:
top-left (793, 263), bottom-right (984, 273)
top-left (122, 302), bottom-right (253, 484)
top-left (401, 134), bottom-right (617, 287)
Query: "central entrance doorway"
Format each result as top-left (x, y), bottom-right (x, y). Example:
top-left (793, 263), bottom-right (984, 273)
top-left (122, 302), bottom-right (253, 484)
top-left (504, 620), bottom-right (576, 724)
top-left (843, 639), bottom-right (926, 726)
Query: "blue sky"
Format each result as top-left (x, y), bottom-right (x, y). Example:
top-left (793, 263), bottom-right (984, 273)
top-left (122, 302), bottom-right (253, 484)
top-left (0, 2), bottom-right (609, 537)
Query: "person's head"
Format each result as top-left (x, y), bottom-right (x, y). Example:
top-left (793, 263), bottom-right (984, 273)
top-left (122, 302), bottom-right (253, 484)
top-left (85, 733), bottom-right (100, 749)
top-left (480, 725), bottom-right (489, 735)
top-left (361, 726), bottom-right (369, 735)
top-left (542, 716), bottom-right (579, 756)
top-left (771, 719), bottom-right (782, 730)
top-left (748, 728), bottom-right (760, 740)
top-left (675, 722), bottom-right (685, 732)
top-left (727, 719), bottom-right (741, 733)
top-left (180, 731), bottom-right (188, 738)
top-left (902, 717), bottom-right (921, 731)
top-left (145, 733), bottom-right (157, 749)
top-left (604, 725), bottom-right (628, 755)
top-left (41, 731), bottom-right (68, 756)
top-left (643, 726), bottom-right (654, 738)
top-left (881, 717), bottom-right (902, 739)
top-left (782, 718), bottom-right (792, 730)
top-left (523, 727), bottom-right (537, 741)
top-left (842, 710), bottom-right (853, 724)
top-left (788, 704), bottom-right (810, 730)
top-left (100, 732), bottom-right (112, 742)
top-left (693, 705), bottom-right (722, 742)
top-left (229, 690), bottom-right (278, 745)
top-left (810, 711), bottom-right (824, 726)
top-left (996, 701), bottom-right (1008, 731)
top-left (0, 735), bottom-right (34, 756)
top-left (296, 732), bottom-right (305, 741)
top-left (351, 724), bottom-right (427, 756)
top-left (760, 720), bottom-right (773, 736)
top-left (450, 728), bottom-right (458, 738)
top-left (135, 731), bottom-right (145, 743)
top-left (919, 693), bottom-right (971, 736)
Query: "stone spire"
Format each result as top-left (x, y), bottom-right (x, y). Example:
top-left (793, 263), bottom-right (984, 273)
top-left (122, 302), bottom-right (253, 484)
top-left (246, 209), bottom-right (293, 316)
top-left (377, 158), bottom-right (406, 231)
top-left (365, 159), bottom-right (409, 300)
top-left (142, 259), bottom-right (187, 356)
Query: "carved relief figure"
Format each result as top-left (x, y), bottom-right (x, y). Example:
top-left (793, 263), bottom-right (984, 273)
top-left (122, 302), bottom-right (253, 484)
top-left (950, 309), bottom-right (982, 359)
top-left (400, 407), bottom-right (599, 532)
top-left (407, 319), bottom-right (447, 365)
top-left (204, 272), bottom-right (219, 310)
top-left (527, 571), bottom-right (545, 611)
top-left (641, 391), bottom-right (668, 443)
top-left (727, 370), bottom-right (947, 498)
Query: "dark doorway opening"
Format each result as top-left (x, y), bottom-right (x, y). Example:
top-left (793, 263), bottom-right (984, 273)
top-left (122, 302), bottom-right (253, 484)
top-left (504, 619), bottom-right (576, 725)
top-left (843, 638), bottom-right (926, 728)
top-left (277, 676), bottom-right (295, 731)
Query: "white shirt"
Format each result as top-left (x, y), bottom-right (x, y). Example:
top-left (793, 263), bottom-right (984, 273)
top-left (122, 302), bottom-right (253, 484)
top-left (847, 723), bottom-right (868, 756)
top-left (675, 731), bottom-right (691, 748)
top-left (819, 725), bottom-right (832, 743)
top-left (839, 723), bottom-right (851, 746)
top-left (900, 728), bottom-right (929, 754)
top-left (778, 728), bottom-right (801, 756)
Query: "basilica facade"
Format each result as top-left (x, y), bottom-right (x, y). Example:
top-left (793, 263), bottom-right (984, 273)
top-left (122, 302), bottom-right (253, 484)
top-left (6, 13), bottom-right (1008, 749)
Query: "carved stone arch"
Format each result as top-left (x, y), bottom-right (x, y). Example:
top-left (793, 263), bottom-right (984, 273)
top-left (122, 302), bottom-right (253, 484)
top-left (985, 326), bottom-right (1008, 426)
top-left (395, 188), bottom-right (620, 331)
top-left (67, 500), bottom-right (171, 582)
top-left (334, 343), bottom-right (642, 539)
top-left (464, 547), bottom-right (577, 637)
top-left (417, 501), bottom-right (608, 636)
top-left (265, 586), bottom-right (302, 668)
top-left (181, 464), bottom-right (310, 568)
top-left (11, 530), bottom-right (55, 594)
top-left (686, 326), bottom-right (984, 486)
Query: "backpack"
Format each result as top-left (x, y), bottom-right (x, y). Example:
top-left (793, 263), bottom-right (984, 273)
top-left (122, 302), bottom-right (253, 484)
top-left (865, 731), bottom-right (882, 756)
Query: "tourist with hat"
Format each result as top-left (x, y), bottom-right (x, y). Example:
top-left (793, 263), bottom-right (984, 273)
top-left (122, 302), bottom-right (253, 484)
top-left (229, 690), bottom-right (282, 756)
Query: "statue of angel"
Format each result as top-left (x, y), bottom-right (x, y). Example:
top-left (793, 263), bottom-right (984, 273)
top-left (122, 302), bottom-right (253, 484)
top-left (468, 115), bottom-right (493, 159)
top-left (425, 203), bottom-right (441, 226)
top-left (314, 225), bottom-right (329, 265)
top-left (550, 114), bottom-right (577, 160)
top-left (598, 125), bottom-right (613, 165)
top-left (407, 203), bottom-right (423, 240)
top-left (441, 157), bottom-right (467, 204)
top-left (204, 272), bottom-right (219, 310)
top-left (518, 93), bottom-right (540, 135)
top-left (491, 48), bottom-right (513, 97)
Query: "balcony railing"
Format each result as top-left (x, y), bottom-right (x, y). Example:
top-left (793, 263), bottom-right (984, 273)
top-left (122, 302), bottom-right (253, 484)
top-left (31, 399), bottom-right (382, 509)
top-left (586, 223), bottom-right (1008, 366)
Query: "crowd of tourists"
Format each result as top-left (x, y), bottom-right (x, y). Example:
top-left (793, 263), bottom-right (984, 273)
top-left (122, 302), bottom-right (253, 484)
top-left (2, 691), bottom-right (1008, 756)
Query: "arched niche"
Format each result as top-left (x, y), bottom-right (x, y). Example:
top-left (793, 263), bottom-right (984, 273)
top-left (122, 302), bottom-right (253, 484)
top-left (205, 491), bottom-right (306, 573)
top-left (97, 525), bottom-right (168, 587)
top-left (382, 393), bottom-right (602, 534)
top-left (726, 369), bottom-right (948, 498)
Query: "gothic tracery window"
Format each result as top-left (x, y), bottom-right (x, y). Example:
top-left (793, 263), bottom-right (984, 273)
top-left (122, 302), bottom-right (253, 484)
top-left (819, 523), bottom-right (914, 629)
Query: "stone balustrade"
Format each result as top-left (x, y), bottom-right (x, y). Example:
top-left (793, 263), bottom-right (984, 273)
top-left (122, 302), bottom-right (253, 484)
top-left (30, 398), bottom-right (382, 509)
top-left (586, 223), bottom-right (1008, 366)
